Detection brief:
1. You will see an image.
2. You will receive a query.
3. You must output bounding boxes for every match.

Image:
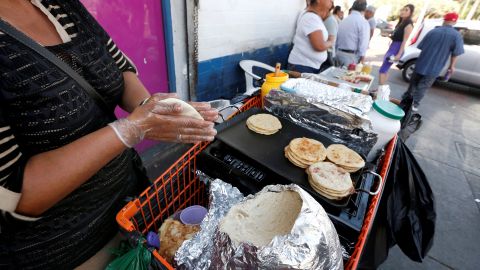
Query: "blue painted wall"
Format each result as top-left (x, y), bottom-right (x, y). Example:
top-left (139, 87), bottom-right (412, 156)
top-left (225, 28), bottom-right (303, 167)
top-left (196, 43), bottom-right (292, 101)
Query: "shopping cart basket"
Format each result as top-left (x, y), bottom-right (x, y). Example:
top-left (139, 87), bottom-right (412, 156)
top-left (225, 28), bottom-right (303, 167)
top-left (116, 95), bottom-right (396, 269)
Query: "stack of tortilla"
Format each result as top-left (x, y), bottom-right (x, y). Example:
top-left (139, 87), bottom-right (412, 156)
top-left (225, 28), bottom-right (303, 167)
top-left (284, 138), bottom-right (327, 168)
top-left (219, 190), bottom-right (302, 247)
top-left (246, 114), bottom-right (282, 135)
top-left (306, 162), bottom-right (354, 200)
top-left (326, 144), bottom-right (365, 173)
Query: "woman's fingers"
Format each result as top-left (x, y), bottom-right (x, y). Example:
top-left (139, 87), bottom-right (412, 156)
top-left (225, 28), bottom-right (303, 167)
top-left (149, 102), bottom-right (182, 114)
top-left (144, 115), bottom-right (216, 143)
top-left (190, 102), bottom-right (219, 122)
top-left (189, 102), bottom-right (211, 111)
top-left (150, 93), bottom-right (179, 102)
top-left (199, 110), bottom-right (219, 122)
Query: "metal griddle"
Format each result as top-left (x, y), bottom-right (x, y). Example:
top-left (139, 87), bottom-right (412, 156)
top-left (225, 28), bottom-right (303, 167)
top-left (215, 108), bottom-right (363, 208)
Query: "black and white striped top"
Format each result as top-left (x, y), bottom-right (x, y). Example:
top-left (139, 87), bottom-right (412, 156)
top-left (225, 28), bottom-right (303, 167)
top-left (0, 0), bottom-right (136, 221)
top-left (0, 1), bottom-right (145, 268)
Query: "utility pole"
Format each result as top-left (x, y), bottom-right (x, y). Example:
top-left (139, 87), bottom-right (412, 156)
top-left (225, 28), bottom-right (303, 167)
top-left (466, 0), bottom-right (480, 20)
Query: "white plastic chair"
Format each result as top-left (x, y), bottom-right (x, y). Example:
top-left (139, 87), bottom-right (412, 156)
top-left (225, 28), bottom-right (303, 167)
top-left (239, 60), bottom-right (276, 95)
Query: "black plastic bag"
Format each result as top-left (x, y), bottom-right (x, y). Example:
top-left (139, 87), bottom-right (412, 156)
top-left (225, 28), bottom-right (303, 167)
top-left (387, 139), bottom-right (436, 262)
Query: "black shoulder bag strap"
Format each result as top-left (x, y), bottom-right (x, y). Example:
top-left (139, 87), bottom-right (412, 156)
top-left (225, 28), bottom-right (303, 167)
top-left (0, 20), bottom-right (113, 117)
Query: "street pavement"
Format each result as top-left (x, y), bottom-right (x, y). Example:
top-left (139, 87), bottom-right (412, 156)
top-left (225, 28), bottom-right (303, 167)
top-left (368, 32), bottom-right (480, 270)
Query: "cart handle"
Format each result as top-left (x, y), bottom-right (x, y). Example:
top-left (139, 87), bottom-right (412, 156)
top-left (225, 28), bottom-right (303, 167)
top-left (356, 171), bottom-right (383, 196)
top-left (116, 199), bottom-right (141, 232)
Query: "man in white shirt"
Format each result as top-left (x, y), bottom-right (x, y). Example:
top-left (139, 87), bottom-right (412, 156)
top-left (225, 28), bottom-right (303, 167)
top-left (335, 0), bottom-right (370, 67)
top-left (365, 5), bottom-right (376, 40)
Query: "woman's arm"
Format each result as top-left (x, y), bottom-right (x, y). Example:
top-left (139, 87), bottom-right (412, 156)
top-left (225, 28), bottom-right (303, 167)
top-left (17, 127), bottom-right (126, 216)
top-left (309, 31), bottom-right (334, 52)
top-left (120, 72), bottom-right (152, 113)
top-left (16, 101), bottom-right (216, 217)
top-left (395, 24), bottom-right (413, 60)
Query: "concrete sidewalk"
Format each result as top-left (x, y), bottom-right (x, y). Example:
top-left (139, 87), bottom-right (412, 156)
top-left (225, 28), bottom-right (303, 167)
top-left (367, 33), bottom-right (480, 270)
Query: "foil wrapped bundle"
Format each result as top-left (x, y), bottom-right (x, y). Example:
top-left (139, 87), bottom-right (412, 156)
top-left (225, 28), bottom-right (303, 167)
top-left (175, 179), bottom-right (244, 269)
top-left (210, 184), bottom-right (343, 270)
top-left (280, 78), bottom-right (373, 116)
top-left (175, 180), bottom-right (343, 270)
top-left (264, 90), bottom-right (377, 157)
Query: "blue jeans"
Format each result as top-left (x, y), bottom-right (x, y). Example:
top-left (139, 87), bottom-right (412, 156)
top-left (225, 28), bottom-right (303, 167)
top-left (287, 63), bottom-right (321, 74)
top-left (401, 72), bottom-right (437, 106)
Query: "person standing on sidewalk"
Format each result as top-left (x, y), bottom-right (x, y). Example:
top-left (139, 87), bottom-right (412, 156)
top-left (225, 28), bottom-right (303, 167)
top-left (378, 4), bottom-right (415, 86)
top-left (365, 5), bottom-right (376, 40)
top-left (401, 12), bottom-right (464, 111)
top-left (320, 7), bottom-right (339, 71)
top-left (333, 6), bottom-right (344, 23)
top-left (288, 0), bottom-right (335, 74)
top-left (335, 0), bottom-right (370, 66)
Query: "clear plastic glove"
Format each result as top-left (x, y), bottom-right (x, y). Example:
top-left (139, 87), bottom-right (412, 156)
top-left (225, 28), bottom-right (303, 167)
top-left (145, 94), bottom-right (219, 122)
top-left (109, 97), bottom-right (217, 147)
top-left (189, 102), bottom-right (219, 122)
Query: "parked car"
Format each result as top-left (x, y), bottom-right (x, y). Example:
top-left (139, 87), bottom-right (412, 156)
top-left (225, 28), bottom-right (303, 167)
top-left (376, 18), bottom-right (394, 36)
top-left (397, 19), bottom-right (480, 87)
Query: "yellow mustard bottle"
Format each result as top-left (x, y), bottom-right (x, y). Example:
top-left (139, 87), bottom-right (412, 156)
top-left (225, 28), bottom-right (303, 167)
top-left (261, 72), bottom-right (289, 105)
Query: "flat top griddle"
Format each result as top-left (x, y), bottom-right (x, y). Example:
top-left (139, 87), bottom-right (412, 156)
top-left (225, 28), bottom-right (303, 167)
top-left (215, 108), bottom-right (362, 208)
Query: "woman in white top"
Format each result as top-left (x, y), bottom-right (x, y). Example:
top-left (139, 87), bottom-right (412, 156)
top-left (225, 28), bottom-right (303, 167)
top-left (288, 0), bottom-right (335, 74)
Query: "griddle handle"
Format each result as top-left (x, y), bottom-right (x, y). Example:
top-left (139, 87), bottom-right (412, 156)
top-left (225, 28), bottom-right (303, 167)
top-left (217, 105), bottom-right (242, 122)
top-left (356, 171), bottom-right (382, 196)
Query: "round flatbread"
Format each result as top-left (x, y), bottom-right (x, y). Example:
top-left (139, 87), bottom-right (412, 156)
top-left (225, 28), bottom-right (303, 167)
top-left (246, 114), bottom-right (282, 135)
top-left (306, 162), bottom-right (354, 199)
top-left (285, 146), bottom-right (309, 168)
top-left (247, 121), bottom-right (278, 135)
top-left (220, 190), bottom-right (302, 247)
top-left (326, 144), bottom-right (365, 172)
top-left (158, 98), bottom-right (204, 120)
top-left (288, 138), bottom-right (327, 163)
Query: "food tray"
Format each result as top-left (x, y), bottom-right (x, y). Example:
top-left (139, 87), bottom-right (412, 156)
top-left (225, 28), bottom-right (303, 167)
top-left (319, 67), bottom-right (373, 92)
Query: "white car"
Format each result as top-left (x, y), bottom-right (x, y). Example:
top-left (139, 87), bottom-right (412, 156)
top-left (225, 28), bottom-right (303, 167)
top-left (397, 19), bottom-right (480, 87)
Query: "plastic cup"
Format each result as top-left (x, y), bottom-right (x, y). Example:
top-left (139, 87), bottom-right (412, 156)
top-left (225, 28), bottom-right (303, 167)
top-left (180, 205), bottom-right (208, 225)
top-left (146, 231), bottom-right (160, 249)
top-left (362, 64), bottom-right (372, 75)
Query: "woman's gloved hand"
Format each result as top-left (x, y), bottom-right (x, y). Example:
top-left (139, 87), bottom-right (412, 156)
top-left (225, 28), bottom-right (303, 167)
top-left (109, 95), bottom-right (217, 147)
top-left (189, 102), bottom-right (219, 122)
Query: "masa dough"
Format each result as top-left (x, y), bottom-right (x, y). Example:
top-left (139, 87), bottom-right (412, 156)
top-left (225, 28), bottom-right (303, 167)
top-left (158, 98), bottom-right (204, 120)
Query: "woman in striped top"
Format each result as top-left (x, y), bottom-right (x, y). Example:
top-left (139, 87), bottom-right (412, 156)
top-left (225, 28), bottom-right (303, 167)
top-left (0, 0), bottom-right (217, 269)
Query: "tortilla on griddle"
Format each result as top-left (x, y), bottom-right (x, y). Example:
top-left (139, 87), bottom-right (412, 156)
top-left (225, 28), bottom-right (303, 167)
top-left (285, 146), bottom-right (309, 168)
top-left (326, 144), bottom-right (365, 173)
top-left (289, 138), bottom-right (327, 162)
top-left (284, 138), bottom-right (326, 168)
top-left (246, 114), bottom-right (282, 135)
top-left (306, 162), bottom-right (354, 200)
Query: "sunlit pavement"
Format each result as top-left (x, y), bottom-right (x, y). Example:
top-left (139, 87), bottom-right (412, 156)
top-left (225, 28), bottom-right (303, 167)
top-left (369, 32), bottom-right (480, 270)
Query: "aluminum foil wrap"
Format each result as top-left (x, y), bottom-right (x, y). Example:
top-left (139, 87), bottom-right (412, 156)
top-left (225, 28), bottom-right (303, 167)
top-left (281, 78), bottom-right (372, 117)
top-left (175, 180), bottom-right (343, 269)
top-left (264, 90), bottom-right (377, 157)
top-left (175, 179), bottom-right (244, 269)
top-left (210, 184), bottom-right (343, 270)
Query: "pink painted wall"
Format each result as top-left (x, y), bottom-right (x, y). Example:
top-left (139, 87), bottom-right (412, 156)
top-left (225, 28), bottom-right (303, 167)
top-left (81, 0), bottom-right (169, 152)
